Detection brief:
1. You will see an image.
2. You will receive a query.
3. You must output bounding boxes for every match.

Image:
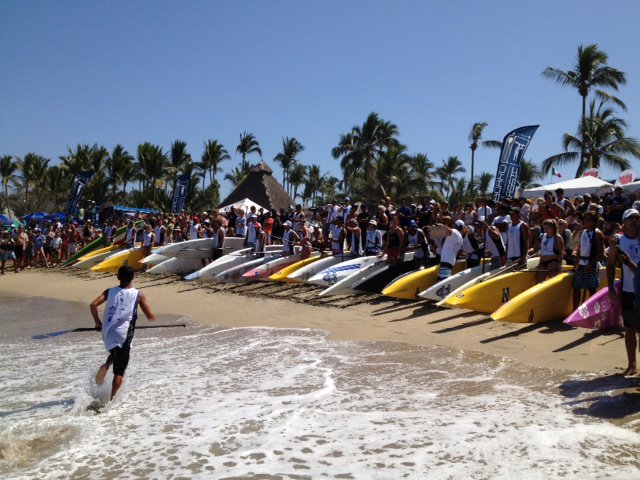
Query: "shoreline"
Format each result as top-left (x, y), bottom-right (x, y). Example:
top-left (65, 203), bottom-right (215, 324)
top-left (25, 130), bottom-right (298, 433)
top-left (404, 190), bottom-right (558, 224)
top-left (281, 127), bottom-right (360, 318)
top-left (0, 269), bottom-right (630, 374)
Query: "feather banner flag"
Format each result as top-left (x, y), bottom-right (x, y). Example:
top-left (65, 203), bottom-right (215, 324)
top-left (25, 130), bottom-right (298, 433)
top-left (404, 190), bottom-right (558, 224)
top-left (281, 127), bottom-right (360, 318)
top-left (491, 125), bottom-right (539, 202)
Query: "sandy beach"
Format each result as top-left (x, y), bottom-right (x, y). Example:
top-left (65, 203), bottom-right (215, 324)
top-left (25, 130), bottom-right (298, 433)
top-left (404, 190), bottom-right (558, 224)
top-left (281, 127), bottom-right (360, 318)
top-left (0, 268), bottom-right (630, 374)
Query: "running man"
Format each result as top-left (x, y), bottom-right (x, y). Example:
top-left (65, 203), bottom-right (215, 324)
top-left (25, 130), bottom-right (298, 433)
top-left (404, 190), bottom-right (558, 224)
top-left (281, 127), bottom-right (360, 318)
top-left (90, 265), bottom-right (157, 400)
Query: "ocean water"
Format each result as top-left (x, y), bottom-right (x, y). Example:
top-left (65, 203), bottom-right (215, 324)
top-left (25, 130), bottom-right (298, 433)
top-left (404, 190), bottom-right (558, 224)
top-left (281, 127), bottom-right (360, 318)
top-left (1, 297), bottom-right (640, 479)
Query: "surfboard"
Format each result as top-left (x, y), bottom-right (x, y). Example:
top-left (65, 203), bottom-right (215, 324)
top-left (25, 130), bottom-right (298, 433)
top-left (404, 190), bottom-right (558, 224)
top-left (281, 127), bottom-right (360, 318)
top-left (308, 255), bottom-right (380, 287)
top-left (72, 247), bottom-right (125, 269)
top-left (243, 253), bottom-right (307, 280)
top-left (492, 267), bottom-right (612, 324)
top-left (90, 248), bottom-right (147, 273)
top-left (564, 281), bottom-right (622, 329)
top-left (268, 254), bottom-right (323, 282)
top-left (147, 257), bottom-right (204, 275)
top-left (381, 259), bottom-right (467, 300)
top-left (286, 253), bottom-right (352, 283)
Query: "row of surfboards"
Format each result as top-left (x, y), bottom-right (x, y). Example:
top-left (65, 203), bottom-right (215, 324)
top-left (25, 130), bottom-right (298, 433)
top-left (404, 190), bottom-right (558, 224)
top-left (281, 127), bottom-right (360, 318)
top-left (65, 234), bottom-right (622, 331)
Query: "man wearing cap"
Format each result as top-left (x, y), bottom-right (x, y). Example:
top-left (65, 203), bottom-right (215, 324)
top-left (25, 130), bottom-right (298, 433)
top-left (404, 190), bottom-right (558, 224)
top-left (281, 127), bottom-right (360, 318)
top-left (608, 208), bottom-right (640, 375)
top-left (506, 208), bottom-right (529, 267)
top-left (404, 220), bottom-right (428, 267)
top-left (281, 220), bottom-right (299, 256)
top-left (364, 220), bottom-right (383, 256)
top-left (437, 220), bottom-right (464, 281)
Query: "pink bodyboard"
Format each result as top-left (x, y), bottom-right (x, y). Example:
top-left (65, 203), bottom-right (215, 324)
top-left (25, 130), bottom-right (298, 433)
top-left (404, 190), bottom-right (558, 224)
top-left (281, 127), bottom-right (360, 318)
top-left (243, 260), bottom-right (297, 280)
top-left (563, 281), bottom-right (622, 330)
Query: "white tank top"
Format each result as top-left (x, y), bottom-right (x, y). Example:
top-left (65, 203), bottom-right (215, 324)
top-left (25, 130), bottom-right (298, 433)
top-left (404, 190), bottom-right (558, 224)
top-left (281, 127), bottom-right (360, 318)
top-left (365, 230), bottom-right (382, 253)
top-left (142, 232), bottom-right (153, 248)
top-left (578, 229), bottom-right (598, 266)
top-left (102, 287), bottom-right (139, 350)
top-left (283, 230), bottom-right (293, 253)
top-left (486, 232), bottom-right (502, 257)
top-left (618, 234), bottom-right (640, 292)
top-left (540, 233), bottom-right (556, 257)
top-left (331, 225), bottom-right (343, 251)
top-left (507, 222), bottom-right (523, 258)
top-left (407, 231), bottom-right (424, 258)
top-left (153, 226), bottom-right (162, 245)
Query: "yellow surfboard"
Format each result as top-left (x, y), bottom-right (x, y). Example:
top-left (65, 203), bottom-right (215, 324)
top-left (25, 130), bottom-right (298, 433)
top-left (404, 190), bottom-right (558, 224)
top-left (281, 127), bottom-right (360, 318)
top-left (444, 265), bottom-right (573, 313)
top-left (91, 248), bottom-right (146, 273)
top-left (381, 260), bottom-right (467, 300)
top-left (491, 267), bottom-right (613, 324)
top-left (76, 244), bottom-right (121, 263)
top-left (268, 254), bottom-right (322, 283)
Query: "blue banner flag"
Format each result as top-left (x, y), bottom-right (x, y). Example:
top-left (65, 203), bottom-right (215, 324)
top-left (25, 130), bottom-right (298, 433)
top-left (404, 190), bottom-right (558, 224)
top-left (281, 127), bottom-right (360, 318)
top-left (491, 125), bottom-right (539, 203)
top-left (171, 174), bottom-right (190, 213)
top-left (64, 170), bottom-right (94, 221)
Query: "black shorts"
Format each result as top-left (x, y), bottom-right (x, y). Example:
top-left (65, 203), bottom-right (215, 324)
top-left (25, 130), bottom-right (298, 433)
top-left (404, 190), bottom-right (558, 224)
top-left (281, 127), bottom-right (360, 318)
top-left (109, 344), bottom-right (131, 376)
top-left (621, 291), bottom-right (640, 330)
top-left (14, 245), bottom-right (23, 259)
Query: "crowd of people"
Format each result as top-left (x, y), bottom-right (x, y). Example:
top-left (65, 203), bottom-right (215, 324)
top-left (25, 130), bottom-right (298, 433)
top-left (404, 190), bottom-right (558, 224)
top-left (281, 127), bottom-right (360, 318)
top-left (2, 187), bottom-right (640, 371)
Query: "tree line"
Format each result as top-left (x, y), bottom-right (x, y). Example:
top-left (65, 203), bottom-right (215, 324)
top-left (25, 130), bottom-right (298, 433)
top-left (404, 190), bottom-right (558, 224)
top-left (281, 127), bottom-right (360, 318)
top-left (1, 44), bottom-right (638, 217)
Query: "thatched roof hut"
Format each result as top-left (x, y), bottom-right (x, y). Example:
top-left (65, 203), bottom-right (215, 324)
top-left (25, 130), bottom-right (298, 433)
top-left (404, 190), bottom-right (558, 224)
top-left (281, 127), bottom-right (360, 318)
top-left (219, 161), bottom-right (294, 212)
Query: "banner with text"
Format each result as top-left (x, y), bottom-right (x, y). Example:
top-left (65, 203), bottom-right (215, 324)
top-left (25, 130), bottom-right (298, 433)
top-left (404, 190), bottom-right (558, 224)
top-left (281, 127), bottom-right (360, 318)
top-left (64, 170), bottom-right (94, 221)
top-left (171, 174), bottom-right (190, 213)
top-left (491, 125), bottom-right (539, 202)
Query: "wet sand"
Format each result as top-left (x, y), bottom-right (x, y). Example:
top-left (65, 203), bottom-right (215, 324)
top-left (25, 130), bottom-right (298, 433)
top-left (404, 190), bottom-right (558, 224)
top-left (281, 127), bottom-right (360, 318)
top-left (0, 268), bottom-right (630, 374)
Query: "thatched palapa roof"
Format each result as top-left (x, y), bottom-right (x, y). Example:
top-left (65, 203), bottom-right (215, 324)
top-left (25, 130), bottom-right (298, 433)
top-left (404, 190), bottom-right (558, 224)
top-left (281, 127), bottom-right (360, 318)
top-left (219, 161), bottom-right (294, 212)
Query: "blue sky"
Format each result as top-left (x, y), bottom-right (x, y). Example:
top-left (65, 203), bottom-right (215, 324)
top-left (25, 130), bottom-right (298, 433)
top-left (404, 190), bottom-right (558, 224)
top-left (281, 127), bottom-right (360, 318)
top-left (1, 0), bottom-right (639, 199)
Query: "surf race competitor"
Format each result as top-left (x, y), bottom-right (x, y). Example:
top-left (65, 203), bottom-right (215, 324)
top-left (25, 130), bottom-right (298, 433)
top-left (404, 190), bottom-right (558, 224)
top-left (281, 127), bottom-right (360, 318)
top-left (608, 208), bottom-right (640, 376)
top-left (90, 265), bottom-right (157, 401)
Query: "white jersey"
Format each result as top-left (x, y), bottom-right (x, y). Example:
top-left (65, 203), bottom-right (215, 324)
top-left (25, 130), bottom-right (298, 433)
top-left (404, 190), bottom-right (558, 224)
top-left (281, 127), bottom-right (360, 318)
top-left (618, 234), bottom-right (640, 293)
top-left (440, 229), bottom-right (463, 265)
top-left (102, 287), bottom-right (139, 351)
top-left (540, 233), bottom-right (557, 257)
top-left (578, 229), bottom-right (599, 266)
top-left (283, 230), bottom-right (294, 253)
top-left (365, 229), bottom-right (383, 254)
top-left (506, 222), bottom-right (524, 259)
top-left (189, 222), bottom-right (200, 240)
top-left (142, 232), bottom-right (154, 248)
top-left (407, 230), bottom-right (425, 259)
top-left (486, 232), bottom-right (503, 258)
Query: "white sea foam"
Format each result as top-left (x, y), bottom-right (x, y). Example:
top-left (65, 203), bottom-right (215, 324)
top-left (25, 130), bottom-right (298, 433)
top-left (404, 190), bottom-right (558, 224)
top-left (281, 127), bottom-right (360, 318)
top-left (1, 323), bottom-right (639, 479)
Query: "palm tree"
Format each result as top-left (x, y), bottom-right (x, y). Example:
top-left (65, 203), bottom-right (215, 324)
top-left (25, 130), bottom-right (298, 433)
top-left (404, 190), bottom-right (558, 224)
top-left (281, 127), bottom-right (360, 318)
top-left (542, 101), bottom-right (640, 177)
top-left (106, 145), bottom-right (135, 201)
top-left (46, 166), bottom-right (68, 211)
top-left (200, 140), bottom-right (230, 189)
top-left (436, 156), bottom-right (466, 198)
top-left (303, 164), bottom-right (324, 206)
top-left (17, 153), bottom-right (49, 206)
top-left (473, 172), bottom-right (495, 197)
top-left (135, 143), bottom-right (169, 202)
top-left (287, 163), bottom-right (307, 201)
top-left (0, 155), bottom-right (19, 216)
top-left (273, 137), bottom-right (304, 194)
top-left (542, 44), bottom-right (627, 164)
top-left (59, 144), bottom-right (92, 179)
top-left (236, 132), bottom-right (262, 170)
top-left (368, 146), bottom-right (412, 203)
top-left (88, 144), bottom-right (109, 178)
top-left (406, 153), bottom-right (435, 196)
top-left (332, 112), bottom-right (401, 190)
top-left (518, 160), bottom-right (544, 189)
top-left (224, 165), bottom-right (250, 188)
top-left (169, 140), bottom-right (192, 189)
top-left (468, 122), bottom-right (501, 192)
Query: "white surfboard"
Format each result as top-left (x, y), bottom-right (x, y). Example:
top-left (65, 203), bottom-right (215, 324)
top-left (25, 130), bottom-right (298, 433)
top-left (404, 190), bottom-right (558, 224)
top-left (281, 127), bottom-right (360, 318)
top-left (307, 255), bottom-right (381, 287)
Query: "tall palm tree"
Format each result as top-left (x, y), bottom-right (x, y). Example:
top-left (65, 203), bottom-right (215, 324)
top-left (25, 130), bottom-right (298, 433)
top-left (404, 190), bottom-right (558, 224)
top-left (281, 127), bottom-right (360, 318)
top-left (200, 140), bottom-right (230, 189)
top-left (303, 164), bottom-right (324, 206)
top-left (468, 122), bottom-right (501, 192)
top-left (0, 155), bottom-right (19, 216)
top-left (406, 153), bottom-right (435, 196)
top-left (236, 132), bottom-right (262, 170)
top-left (106, 145), bottom-right (135, 201)
top-left (136, 143), bottom-right (169, 202)
top-left (17, 153), bottom-right (49, 206)
top-left (332, 112), bottom-right (401, 190)
top-left (88, 144), bottom-right (109, 178)
top-left (288, 163), bottom-right (307, 201)
top-left (436, 156), bottom-right (466, 198)
top-left (542, 44), bottom-right (627, 164)
top-left (46, 166), bottom-right (68, 211)
top-left (169, 140), bottom-right (191, 189)
top-left (542, 101), bottom-right (640, 177)
top-left (273, 136), bottom-right (304, 194)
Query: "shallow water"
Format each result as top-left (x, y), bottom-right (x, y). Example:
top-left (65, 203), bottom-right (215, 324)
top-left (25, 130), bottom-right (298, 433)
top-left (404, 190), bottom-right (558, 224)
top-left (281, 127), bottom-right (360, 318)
top-left (1, 296), bottom-right (640, 479)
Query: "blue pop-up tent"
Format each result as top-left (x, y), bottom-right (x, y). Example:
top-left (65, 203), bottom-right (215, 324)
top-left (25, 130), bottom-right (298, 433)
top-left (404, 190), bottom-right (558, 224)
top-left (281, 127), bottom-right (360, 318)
top-left (23, 212), bottom-right (49, 222)
top-left (44, 213), bottom-right (67, 222)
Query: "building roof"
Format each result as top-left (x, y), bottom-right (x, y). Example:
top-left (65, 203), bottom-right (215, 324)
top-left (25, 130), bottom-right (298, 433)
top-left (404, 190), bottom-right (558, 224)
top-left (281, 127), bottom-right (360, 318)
top-left (218, 161), bottom-right (294, 212)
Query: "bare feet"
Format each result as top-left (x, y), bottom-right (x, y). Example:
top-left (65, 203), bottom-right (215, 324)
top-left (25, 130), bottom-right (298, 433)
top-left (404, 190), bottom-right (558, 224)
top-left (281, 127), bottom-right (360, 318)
top-left (95, 364), bottom-right (109, 385)
top-left (622, 366), bottom-right (638, 376)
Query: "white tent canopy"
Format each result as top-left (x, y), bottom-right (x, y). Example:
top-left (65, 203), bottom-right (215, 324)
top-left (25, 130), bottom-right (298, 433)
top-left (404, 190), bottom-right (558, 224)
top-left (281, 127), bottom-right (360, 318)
top-left (219, 197), bottom-right (268, 214)
top-left (622, 180), bottom-right (640, 194)
top-left (521, 176), bottom-right (614, 199)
